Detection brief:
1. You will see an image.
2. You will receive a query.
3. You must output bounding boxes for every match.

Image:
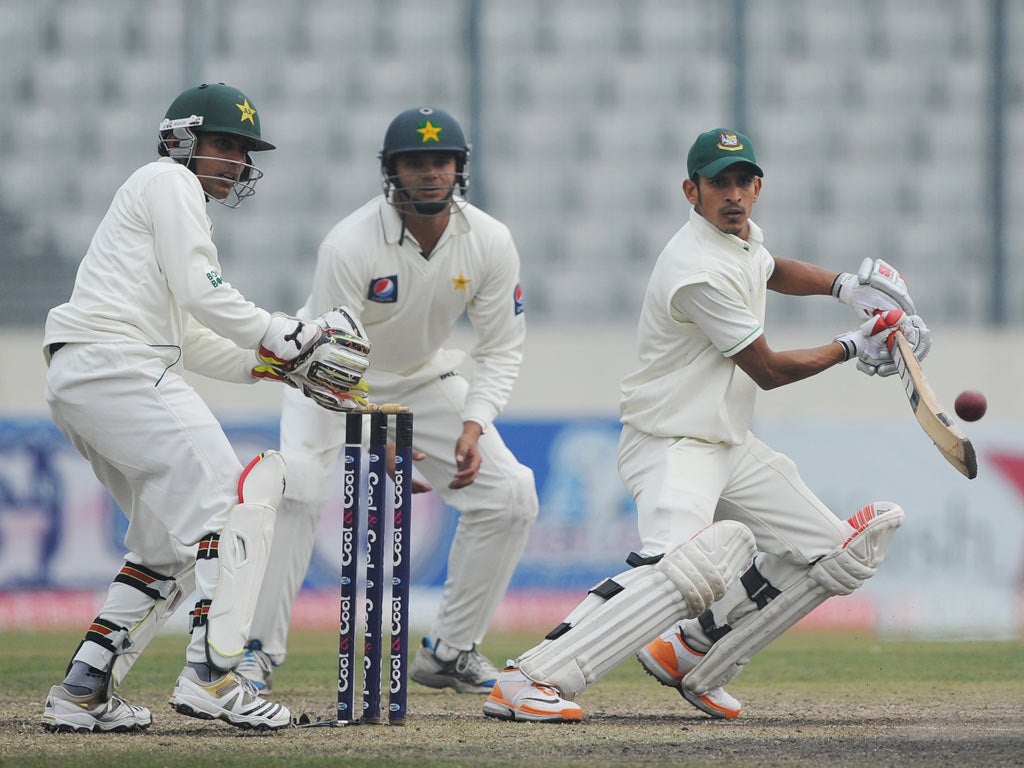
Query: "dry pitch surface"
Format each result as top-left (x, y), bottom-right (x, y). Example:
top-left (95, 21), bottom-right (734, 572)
top-left (2, 629), bottom-right (1022, 768)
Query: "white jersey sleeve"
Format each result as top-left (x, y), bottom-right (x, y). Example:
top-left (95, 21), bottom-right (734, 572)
top-left (462, 225), bottom-right (525, 427)
top-left (671, 280), bottom-right (762, 357)
top-left (181, 318), bottom-right (258, 384)
top-left (44, 160), bottom-right (270, 354)
top-left (146, 167), bottom-right (271, 348)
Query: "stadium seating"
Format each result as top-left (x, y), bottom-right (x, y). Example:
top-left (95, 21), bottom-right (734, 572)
top-left (0, 0), bottom-right (1016, 328)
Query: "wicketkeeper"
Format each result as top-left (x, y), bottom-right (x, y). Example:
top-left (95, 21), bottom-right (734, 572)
top-left (41, 83), bottom-right (369, 733)
top-left (483, 128), bottom-right (931, 723)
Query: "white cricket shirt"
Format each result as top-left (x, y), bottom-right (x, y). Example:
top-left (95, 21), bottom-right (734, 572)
top-left (43, 158), bottom-right (271, 382)
top-left (620, 208), bottom-right (773, 445)
top-left (298, 196), bottom-right (526, 427)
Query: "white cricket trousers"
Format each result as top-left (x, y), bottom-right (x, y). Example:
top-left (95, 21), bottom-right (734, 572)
top-left (251, 370), bottom-right (539, 663)
top-left (45, 342), bottom-right (246, 667)
top-left (617, 427), bottom-right (849, 565)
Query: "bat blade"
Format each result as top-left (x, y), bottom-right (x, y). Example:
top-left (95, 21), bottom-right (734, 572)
top-left (891, 331), bottom-right (978, 479)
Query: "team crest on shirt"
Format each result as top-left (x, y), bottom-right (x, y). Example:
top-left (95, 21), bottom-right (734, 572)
top-left (367, 275), bottom-right (398, 303)
top-left (513, 283), bottom-right (524, 315)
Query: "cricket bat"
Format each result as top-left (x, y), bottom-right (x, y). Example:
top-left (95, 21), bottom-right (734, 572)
top-left (890, 331), bottom-right (977, 479)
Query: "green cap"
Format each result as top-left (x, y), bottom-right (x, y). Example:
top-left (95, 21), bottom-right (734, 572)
top-left (686, 128), bottom-right (763, 179)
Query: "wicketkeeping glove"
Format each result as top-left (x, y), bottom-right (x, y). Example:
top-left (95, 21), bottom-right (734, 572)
top-left (856, 313), bottom-right (931, 377)
top-left (257, 312), bottom-right (323, 369)
top-left (831, 257), bottom-right (916, 315)
top-left (298, 378), bottom-right (370, 413)
top-left (834, 308), bottom-right (906, 363)
top-left (253, 307), bottom-right (372, 412)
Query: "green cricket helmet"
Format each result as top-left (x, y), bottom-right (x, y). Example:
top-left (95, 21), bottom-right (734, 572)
top-left (379, 107), bottom-right (471, 213)
top-left (158, 82), bottom-right (274, 208)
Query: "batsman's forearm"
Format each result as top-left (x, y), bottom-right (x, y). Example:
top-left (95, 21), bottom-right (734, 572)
top-left (767, 257), bottom-right (838, 297)
top-left (764, 344), bottom-right (847, 388)
top-left (734, 341), bottom-right (846, 390)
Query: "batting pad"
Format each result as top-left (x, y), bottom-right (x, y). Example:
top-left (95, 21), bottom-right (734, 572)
top-left (201, 452), bottom-right (285, 669)
top-left (518, 520), bottom-right (755, 699)
top-left (684, 502), bottom-right (904, 695)
top-left (111, 565), bottom-right (196, 691)
top-left (200, 502), bottom-right (276, 669)
top-left (237, 450), bottom-right (286, 509)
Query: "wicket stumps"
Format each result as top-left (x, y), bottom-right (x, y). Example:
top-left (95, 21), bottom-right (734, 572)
top-left (336, 409), bottom-right (413, 726)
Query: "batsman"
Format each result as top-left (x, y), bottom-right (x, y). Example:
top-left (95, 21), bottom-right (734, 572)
top-left (40, 83), bottom-right (369, 733)
top-left (483, 127), bottom-right (932, 723)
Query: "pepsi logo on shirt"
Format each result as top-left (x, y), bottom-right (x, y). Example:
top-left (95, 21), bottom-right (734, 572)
top-left (367, 275), bottom-right (398, 303)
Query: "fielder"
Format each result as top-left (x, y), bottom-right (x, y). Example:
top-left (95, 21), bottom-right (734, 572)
top-left (41, 83), bottom-right (369, 733)
top-left (483, 128), bottom-right (931, 722)
top-left (238, 107), bottom-right (538, 694)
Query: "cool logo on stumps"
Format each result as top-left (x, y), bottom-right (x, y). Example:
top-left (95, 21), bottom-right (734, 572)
top-left (338, 451), bottom-right (359, 706)
top-left (390, 452), bottom-right (407, 698)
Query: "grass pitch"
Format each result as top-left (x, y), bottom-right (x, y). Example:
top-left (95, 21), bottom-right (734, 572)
top-left (2, 628), bottom-right (1022, 767)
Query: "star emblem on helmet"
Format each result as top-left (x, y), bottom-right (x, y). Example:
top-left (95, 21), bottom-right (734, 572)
top-left (236, 99), bottom-right (256, 125)
top-left (417, 120), bottom-right (442, 143)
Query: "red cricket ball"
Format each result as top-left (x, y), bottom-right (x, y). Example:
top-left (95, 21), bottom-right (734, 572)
top-left (954, 390), bottom-right (987, 422)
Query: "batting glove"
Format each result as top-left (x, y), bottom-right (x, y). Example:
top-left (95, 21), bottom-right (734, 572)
top-left (831, 257), bottom-right (916, 315)
top-left (857, 314), bottom-right (931, 376)
top-left (834, 309), bottom-right (906, 362)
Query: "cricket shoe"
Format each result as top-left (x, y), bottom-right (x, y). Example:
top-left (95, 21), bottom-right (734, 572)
top-left (637, 627), bottom-right (742, 720)
top-left (168, 666), bottom-right (290, 730)
top-left (483, 667), bottom-right (582, 723)
top-left (42, 685), bottom-right (152, 733)
top-left (236, 640), bottom-right (274, 693)
top-left (410, 636), bottom-right (500, 693)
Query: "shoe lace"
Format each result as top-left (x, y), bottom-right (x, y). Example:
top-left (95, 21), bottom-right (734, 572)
top-left (453, 652), bottom-right (478, 676)
top-left (237, 647), bottom-right (273, 677)
top-left (107, 692), bottom-right (145, 714)
top-left (533, 683), bottom-right (561, 697)
top-left (453, 648), bottom-right (497, 678)
top-left (221, 671), bottom-right (266, 708)
top-left (227, 670), bottom-right (261, 698)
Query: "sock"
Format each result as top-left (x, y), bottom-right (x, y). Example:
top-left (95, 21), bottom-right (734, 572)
top-left (431, 638), bottom-right (464, 663)
top-left (188, 662), bottom-right (220, 683)
top-left (63, 661), bottom-right (106, 696)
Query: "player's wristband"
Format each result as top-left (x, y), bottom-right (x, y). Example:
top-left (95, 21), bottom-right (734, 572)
top-left (835, 338), bottom-right (856, 362)
top-left (830, 272), bottom-right (851, 301)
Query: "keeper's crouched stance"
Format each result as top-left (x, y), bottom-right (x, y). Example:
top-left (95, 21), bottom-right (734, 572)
top-left (43, 448), bottom-right (290, 732)
top-left (41, 82), bottom-right (370, 733)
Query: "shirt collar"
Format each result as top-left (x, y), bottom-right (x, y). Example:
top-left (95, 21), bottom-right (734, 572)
top-left (689, 207), bottom-right (763, 253)
top-left (378, 195), bottom-right (471, 246)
